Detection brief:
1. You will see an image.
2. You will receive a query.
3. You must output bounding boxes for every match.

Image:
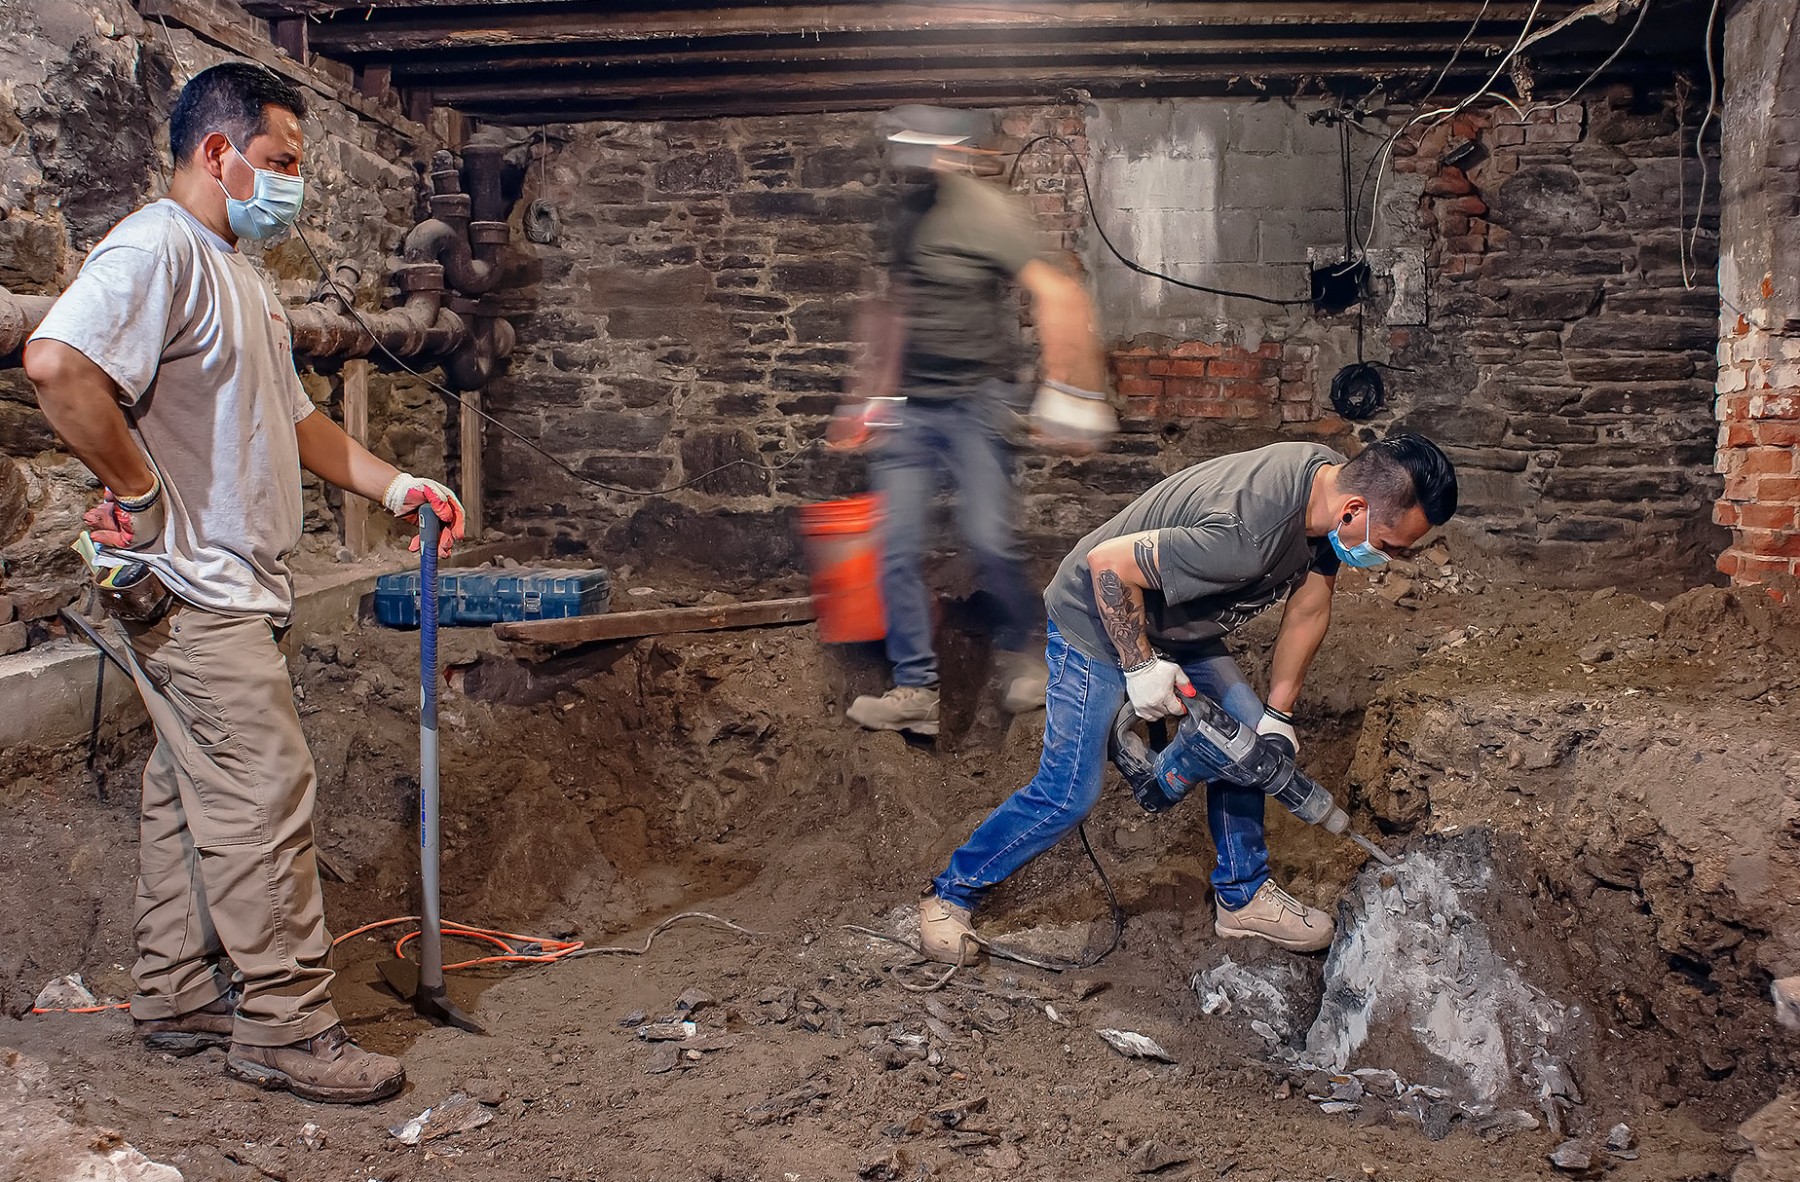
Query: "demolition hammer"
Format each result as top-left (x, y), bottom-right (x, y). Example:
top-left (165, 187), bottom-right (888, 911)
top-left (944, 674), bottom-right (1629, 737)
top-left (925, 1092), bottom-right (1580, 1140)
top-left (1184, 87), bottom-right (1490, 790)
top-left (1110, 694), bottom-right (1395, 867)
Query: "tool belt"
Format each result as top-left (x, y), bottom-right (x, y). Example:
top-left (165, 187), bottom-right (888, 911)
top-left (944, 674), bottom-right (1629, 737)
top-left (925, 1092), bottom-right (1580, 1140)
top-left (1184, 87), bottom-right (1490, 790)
top-left (93, 561), bottom-right (176, 625)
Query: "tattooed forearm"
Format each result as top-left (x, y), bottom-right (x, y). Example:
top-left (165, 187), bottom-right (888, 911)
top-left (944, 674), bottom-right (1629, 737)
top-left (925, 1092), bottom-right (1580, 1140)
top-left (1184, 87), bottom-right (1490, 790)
top-left (1094, 567), bottom-right (1153, 666)
top-left (1132, 535), bottom-right (1162, 590)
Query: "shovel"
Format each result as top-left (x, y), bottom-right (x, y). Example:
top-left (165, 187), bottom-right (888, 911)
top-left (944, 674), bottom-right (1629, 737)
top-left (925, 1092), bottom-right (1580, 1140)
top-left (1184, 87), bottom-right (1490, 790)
top-left (377, 503), bottom-right (482, 1033)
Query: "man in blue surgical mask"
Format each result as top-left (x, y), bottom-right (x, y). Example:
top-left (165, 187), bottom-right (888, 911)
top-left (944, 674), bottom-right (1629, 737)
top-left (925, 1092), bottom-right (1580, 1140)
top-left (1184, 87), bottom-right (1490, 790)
top-left (918, 435), bottom-right (1458, 962)
top-left (23, 62), bottom-right (462, 1105)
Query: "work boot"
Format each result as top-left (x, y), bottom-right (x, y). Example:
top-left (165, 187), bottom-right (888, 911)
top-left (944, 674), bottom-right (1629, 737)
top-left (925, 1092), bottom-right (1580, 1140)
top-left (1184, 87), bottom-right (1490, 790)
top-left (1214, 880), bottom-right (1336, 953)
top-left (226, 1024), bottom-right (405, 1105)
top-left (847, 685), bottom-right (940, 735)
top-left (996, 649), bottom-right (1048, 714)
top-left (919, 893), bottom-right (979, 965)
top-left (137, 991), bottom-right (237, 1056)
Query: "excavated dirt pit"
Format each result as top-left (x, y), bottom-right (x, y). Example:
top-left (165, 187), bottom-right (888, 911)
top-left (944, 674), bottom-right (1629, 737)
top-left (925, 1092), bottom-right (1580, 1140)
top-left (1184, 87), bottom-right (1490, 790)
top-left (1, 562), bottom-right (1796, 1182)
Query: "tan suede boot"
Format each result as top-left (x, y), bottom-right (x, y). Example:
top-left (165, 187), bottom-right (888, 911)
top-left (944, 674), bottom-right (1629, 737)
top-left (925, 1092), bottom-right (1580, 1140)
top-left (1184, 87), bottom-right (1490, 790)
top-left (996, 649), bottom-right (1048, 714)
top-left (226, 1024), bottom-right (405, 1104)
top-left (1214, 880), bottom-right (1336, 953)
top-left (919, 893), bottom-right (979, 964)
top-left (847, 685), bottom-right (940, 735)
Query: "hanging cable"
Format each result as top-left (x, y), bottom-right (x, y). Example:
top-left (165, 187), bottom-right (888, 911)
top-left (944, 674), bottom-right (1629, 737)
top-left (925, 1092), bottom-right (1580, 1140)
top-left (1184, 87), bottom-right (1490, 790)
top-left (292, 228), bottom-right (822, 498)
top-left (1421, 0), bottom-right (1493, 105)
top-left (1683, 0), bottom-right (1723, 290)
top-left (1531, 0), bottom-right (1652, 115)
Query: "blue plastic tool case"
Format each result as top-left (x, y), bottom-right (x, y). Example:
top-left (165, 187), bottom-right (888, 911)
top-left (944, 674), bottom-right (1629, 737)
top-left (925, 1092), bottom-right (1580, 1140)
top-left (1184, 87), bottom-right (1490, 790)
top-left (373, 567), bottom-right (612, 628)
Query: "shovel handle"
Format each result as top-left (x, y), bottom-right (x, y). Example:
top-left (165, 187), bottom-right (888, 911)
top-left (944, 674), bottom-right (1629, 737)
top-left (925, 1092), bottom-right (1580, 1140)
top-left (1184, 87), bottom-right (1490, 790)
top-left (418, 504), bottom-right (443, 993)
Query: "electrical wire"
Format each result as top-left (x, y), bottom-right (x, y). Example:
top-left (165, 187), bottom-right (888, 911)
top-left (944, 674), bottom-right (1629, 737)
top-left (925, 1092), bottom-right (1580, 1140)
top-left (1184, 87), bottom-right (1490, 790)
top-left (1420, 0), bottom-right (1493, 105)
top-left (1008, 135), bottom-right (1313, 307)
top-left (292, 228), bottom-right (823, 498)
top-left (30, 911), bottom-right (754, 1014)
top-left (1682, 0), bottom-right (1723, 290)
top-left (845, 821), bottom-right (1125, 993)
top-left (1530, 0), bottom-right (1652, 115)
top-left (334, 915), bottom-right (585, 969)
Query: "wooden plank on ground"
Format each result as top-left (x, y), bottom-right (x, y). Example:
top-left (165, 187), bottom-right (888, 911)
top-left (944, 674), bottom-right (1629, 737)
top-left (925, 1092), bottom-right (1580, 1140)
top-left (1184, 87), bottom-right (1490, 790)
top-left (341, 359), bottom-right (371, 556)
top-left (494, 597), bottom-right (816, 646)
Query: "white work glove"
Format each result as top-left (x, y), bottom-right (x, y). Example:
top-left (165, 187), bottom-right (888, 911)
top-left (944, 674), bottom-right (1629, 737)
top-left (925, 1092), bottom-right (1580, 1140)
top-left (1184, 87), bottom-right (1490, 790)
top-left (1123, 657), bottom-right (1195, 721)
top-left (1030, 380), bottom-right (1118, 453)
top-left (1256, 706), bottom-right (1299, 757)
top-left (382, 472), bottom-right (466, 558)
top-left (83, 468), bottom-right (165, 553)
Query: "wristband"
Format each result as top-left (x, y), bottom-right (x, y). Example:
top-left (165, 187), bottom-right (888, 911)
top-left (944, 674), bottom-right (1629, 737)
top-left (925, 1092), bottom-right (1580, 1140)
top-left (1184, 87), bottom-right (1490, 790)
top-left (1121, 657), bottom-right (1159, 675)
top-left (1043, 379), bottom-right (1109, 401)
top-left (114, 470), bottom-right (162, 513)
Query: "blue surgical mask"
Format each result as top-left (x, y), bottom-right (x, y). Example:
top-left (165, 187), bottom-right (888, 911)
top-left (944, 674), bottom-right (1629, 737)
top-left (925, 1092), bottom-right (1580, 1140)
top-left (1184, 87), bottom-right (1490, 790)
top-left (1329, 509), bottom-right (1389, 569)
top-left (216, 142), bottom-right (304, 241)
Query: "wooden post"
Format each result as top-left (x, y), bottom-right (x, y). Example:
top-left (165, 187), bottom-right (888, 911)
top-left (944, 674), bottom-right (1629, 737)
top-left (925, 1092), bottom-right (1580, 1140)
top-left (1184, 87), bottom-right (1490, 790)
top-left (341, 359), bottom-right (371, 556)
top-left (269, 17), bottom-right (308, 64)
top-left (459, 385), bottom-right (484, 540)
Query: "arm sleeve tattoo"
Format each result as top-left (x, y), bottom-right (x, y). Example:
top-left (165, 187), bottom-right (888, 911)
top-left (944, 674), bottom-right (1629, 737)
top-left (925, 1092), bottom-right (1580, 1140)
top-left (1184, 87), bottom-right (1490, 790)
top-left (1095, 568), bottom-right (1150, 664)
top-left (1133, 535), bottom-right (1162, 590)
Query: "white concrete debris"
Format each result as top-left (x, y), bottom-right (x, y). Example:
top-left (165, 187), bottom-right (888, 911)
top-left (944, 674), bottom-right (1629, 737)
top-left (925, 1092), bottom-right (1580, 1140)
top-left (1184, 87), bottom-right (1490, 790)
top-left (1304, 836), bottom-right (1568, 1110)
top-left (1191, 955), bottom-right (1310, 1043)
top-left (1096, 1029), bottom-right (1175, 1063)
top-left (1, 1046), bottom-right (184, 1181)
top-left (33, 973), bottom-right (99, 1011)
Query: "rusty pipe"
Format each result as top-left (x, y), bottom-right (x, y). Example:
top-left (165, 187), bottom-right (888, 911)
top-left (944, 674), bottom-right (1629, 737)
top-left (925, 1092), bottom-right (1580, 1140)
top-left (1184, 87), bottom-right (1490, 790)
top-left (403, 218), bottom-right (503, 297)
top-left (442, 314), bottom-right (516, 391)
top-left (462, 143), bottom-right (506, 225)
top-left (0, 289), bottom-right (59, 356)
top-left (288, 291), bottom-right (464, 364)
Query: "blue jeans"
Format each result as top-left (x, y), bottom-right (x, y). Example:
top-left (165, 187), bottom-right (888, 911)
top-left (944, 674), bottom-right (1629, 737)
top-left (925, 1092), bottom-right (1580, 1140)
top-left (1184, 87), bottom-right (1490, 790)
top-left (932, 621), bottom-right (1273, 911)
top-left (873, 390), bottom-right (1035, 687)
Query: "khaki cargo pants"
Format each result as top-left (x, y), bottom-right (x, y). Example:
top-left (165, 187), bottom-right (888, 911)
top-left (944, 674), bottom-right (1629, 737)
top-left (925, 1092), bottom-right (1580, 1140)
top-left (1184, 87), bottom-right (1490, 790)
top-left (122, 605), bottom-right (339, 1047)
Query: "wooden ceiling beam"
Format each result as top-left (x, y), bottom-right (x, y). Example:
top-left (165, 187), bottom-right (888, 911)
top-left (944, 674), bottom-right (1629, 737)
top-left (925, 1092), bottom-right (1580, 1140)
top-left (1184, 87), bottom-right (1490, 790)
top-left (291, 3), bottom-right (1576, 56)
top-left (423, 52), bottom-right (1668, 111)
top-left (374, 32), bottom-right (1532, 81)
top-left (251, 1), bottom-right (1567, 24)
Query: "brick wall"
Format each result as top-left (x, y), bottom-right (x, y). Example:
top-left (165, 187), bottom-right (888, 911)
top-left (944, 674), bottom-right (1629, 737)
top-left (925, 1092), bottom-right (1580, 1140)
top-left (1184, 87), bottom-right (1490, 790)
top-left (1715, 0), bottom-right (1800, 600)
top-left (1715, 326), bottom-right (1800, 594)
top-left (1111, 339), bottom-right (1320, 426)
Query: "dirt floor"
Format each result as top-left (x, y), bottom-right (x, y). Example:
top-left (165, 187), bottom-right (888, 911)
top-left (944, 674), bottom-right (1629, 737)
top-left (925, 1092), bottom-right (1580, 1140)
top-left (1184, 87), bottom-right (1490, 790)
top-left (2, 544), bottom-right (1797, 1182)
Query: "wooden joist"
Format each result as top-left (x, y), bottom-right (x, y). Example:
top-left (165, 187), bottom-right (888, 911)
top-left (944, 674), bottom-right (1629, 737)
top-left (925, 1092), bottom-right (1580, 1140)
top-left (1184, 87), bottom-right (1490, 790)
top-left (139, 0), bottom-right (428, 142)
top-left (493, 597), bottom-right (817, 647)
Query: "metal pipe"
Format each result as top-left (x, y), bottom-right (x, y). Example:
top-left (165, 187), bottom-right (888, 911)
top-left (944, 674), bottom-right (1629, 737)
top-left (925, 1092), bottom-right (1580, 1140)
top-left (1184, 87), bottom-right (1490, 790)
top-left (0, 290), bottom-right (59, 356)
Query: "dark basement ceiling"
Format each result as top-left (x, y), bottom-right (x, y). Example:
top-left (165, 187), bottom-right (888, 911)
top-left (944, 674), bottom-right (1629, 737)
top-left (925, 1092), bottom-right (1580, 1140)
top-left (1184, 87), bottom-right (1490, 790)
top-left (235, 1), bottom-right (1719, 123)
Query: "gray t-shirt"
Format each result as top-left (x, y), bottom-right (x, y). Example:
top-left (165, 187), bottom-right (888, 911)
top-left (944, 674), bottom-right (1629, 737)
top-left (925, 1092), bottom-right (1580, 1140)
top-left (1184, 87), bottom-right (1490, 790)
top-left (31, 199), bottom-right (315, 620)
top-left (896, 172), bottom-right (1042, 400)
top-left (1046, 442), bottom-right (1345, 664)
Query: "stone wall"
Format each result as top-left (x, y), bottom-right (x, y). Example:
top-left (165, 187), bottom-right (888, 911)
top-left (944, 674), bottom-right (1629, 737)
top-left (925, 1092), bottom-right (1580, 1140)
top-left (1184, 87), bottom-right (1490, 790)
top-left (490, 89), bottom-right (1721, 592)
top-left (0, 0), bottom-right (450, 649)
top-left (1716, 0), bottom-right (1800, 601)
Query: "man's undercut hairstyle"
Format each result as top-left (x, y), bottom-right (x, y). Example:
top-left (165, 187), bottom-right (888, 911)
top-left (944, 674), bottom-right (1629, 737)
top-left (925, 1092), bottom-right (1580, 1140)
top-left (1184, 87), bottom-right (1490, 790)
top-left (1339, 433), bottom-right (1459, 526)
top-left (169, 62), bottom-right (307, 166)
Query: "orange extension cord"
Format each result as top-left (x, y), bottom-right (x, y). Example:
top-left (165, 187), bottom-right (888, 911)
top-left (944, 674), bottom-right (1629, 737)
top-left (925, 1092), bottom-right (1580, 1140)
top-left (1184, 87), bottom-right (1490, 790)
top-left (31, 911), bottom-right (754, 1015)
top-left (30, 917), bottom-right (582, 1014)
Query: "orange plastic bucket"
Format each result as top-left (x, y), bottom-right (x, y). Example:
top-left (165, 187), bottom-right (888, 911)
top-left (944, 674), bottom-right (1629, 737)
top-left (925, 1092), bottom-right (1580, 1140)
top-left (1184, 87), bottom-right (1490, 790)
top-left (796, 495), bottom-right (887, 643)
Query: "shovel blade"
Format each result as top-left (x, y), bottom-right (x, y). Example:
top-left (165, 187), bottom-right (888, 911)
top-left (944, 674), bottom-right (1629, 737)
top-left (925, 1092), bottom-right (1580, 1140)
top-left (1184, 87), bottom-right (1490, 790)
top-left (375, 959), bottom-right (483, 1032)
